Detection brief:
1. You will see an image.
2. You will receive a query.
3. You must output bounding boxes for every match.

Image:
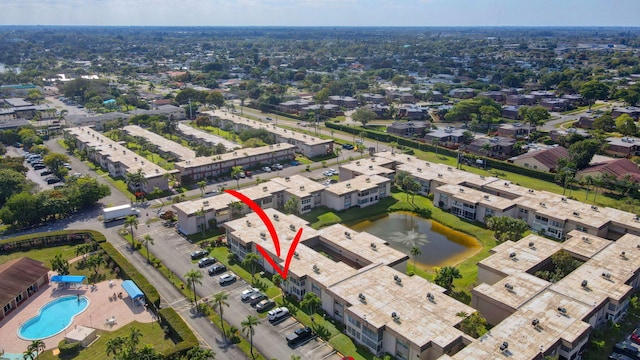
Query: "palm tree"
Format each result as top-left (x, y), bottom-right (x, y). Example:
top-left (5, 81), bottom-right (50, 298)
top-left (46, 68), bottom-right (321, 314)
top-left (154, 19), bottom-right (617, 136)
top-left (272, 274), bottom-right (284, 298)
top-left (24, 340), bottom-right (45, 359)
top-left (228, 201), bottom-right (244, 219)
top-left (185, 269), bottom-right (203, 303)
top-left (124, 215), bottom-right (139, 249)
top-left (241, 315), bottom-right (260, 359)
top-left (142, 235), bottom-right (154, 264)
top-left (105, 337), bottom-right (125, 357)
top-left (127, 327), bottom-right (143, 354)
top-left (481, 143), bottom-right (492, 169)
top-left (212, 291), bottom-right (230, 343)
top-left (434, 266), bottom-right (462, 293)
top-left (183, 346), bottom-right (216, 360)
top-left (334, 146), bottom-right (342, 164)
top-left (231, 166), bottom-right (243, 189)
top-left (198, 180), bottom-right (207, 197)
top-left (410, 246), bottom-right (422, 271)
top-left (125, 168), bottom-right (147, 193)
top-left (243, 253), bottom-right (261, 282)
top-left (301, 292), bottom-right (321, 315)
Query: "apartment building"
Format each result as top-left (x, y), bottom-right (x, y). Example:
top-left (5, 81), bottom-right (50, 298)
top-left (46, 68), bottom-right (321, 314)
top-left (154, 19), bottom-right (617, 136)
top-left (123, 125), bottom-right (196, 161)
top-left (64, 127), bottom-right (171, 192)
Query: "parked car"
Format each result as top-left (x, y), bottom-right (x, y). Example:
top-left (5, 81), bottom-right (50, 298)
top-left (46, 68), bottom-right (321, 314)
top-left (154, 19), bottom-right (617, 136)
top-left (46, 177), bottom-right (61, 184)
top-left (33, 164), bottom-right (46, 170)
top-left (40, 170), bottom-right (53, 176)
top-left (190, 250), bottom-right (208, 260)
top-left (265, 117), bottom-right (272, 121)
top-left (272, 163), bottom-right (283, 170)
top-left (290, 160), bottom-right (300, 166)
top-left (248, 292), bottom-right (267, 305)
top-left (267, 307), bottom-right (290, 322)
top-left (261, 166), bottom-right (272, 172)
top-left (197, 257), bottom-right (217, 268)
top-left (244, 170), bottom-right (252, 177)
top-left (630, 328), bottom-right (640, 345)
top-left (239, 171), bottom-right (246, 178)
top-left (63, 163), bottom-right (72, 169)
top-left (219, 273), bottom-right (236, 286)
top-left (31, 161), bottom-right (44, 168)
top-left (286, 327), bottom-right (314, 347)
top-left (342, 144), bottom-right (354, 150)
top-left (241, 287), bottom-right (260, 301)
top-left (256, 299), bottom-right (276, 312)
top-left (208, 264), bottom-right (227, 276)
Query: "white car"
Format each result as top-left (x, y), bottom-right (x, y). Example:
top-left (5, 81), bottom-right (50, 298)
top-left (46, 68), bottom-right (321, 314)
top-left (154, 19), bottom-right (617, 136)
top-left (261, 166), bottom-right (272, 172)
top-left (219, 273), bottom-right (236, 286)
top-left (267, 307), bottom-right (290, 322)
top-left (241, 287), bottom-right (260, 301)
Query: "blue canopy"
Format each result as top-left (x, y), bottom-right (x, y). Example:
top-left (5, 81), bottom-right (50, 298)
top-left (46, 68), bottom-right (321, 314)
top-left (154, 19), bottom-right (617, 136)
top-left (121, 280), bottom-right (144, 300)
top-left (50, 275), bottom-right (86, 283)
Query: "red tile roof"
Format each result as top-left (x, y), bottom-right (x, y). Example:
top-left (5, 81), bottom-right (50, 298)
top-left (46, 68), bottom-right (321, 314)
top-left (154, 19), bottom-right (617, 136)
top-left (0, 257), bottom-right (49, 305)
top-left (579, 158), bottom-right (640, 182)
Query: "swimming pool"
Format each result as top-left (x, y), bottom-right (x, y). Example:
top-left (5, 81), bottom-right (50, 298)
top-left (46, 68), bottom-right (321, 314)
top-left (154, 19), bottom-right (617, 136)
top-left (18, 295), bottom-right (89, 340)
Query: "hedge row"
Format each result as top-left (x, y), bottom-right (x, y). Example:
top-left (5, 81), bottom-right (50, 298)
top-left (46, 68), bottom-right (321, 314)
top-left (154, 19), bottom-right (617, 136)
top-left (158, 308), bottom-right (199, 357)
top-left (0, 230), bottom-right (106, 254)
top-left (327, 122), bottom-right (559, 183)
top-left (98, 241), bottom-right (161, 309)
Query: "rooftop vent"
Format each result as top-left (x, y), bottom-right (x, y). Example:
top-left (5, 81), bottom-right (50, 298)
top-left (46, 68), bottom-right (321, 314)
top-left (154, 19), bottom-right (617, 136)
top-left (407, 157), bottom-right (411, 161)
top-left (505, 283), bottom-right (514, 291)
top-left (528, 189), bottom-right (534, 193)
top-left (591, 206), bottom-right (599, 211)
top-left (246, 220), bottom-right (251, 227)
top-left (345, 231), bottom-right (351, 239)
top-left (621, 251), bottom-right (627, 258)
top-left (499, 342), bottom-right (509, 351)
top-left (273, 214), bottom-right (279, 221)
top-left (425, 162), bottom-right (430, 167)
top-left (203, 201), bottom-right (209, 206)
top-left (294, 251), bottom-right (299, 259)
top-left (540, 202), bottom-right (546, 207)
top-left (509, 252), bottom-right (516, 259)
top-left (447, 167), bottom-right (453, 171)
top-left (263, 186), bottom-right (268, 192)
top-left (531, 319), bottom-right (539, 327)
top-left (504, 182), bottom-right (509, 187)
top-left (561, 197), bottom-right (567, 202)
top-left (529, 242), bottom-right (535, 248)
top-left (484, 195), bottom-right (490, 200)
top-left (356, 161), bottom-right (360, 165)
top-left (391, 312), bottom-right (399, 320)
top-left (289, 224), bottom-right (296, 231)
top-left (573, 211), bottom-right (580, 217)
top-left (459, 188), bottom-right (464, 192)
top-left (426, 292), bottom-right (435, 301)
top-left (312, 264), bottom-right (319, 272)
top-left (557, 307), bottom-right (567, 314)
top-left (370, 243), bottom-right (377, 250)
top-left (358, 293), bottom-right (366, 301)
top-left (394, 274), bottom-right (402, 284)
top-left (346, 183), bottom-right (352, 188)
top-left (300, 186), bottom-right (305, 191)
top-left (582, 236), bottom-right (590, 243)
top-left (480, 176), bottom-right (485, 180)
top-left (260, 232), bottom-right (266, 239)
top-left (366, 178), bottom-right (371, 183)
top-left (581, 280), bottom-right (588, 288)
top-left (602, 272), bottom-right (611, 279)
top-left (417, 168), bottom-right (422, 172)
top-left (635, 215), bottom-right (640, 222)
top-left (285, 177), bottom-right (290, 181)
top-left (369, 165), bottom-right (374, 170)
top-left (437, 173), bottom-right (443, 178)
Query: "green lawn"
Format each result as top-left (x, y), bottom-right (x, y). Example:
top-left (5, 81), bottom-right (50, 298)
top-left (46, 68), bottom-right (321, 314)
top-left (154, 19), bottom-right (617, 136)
top-left (37, 321), bottom-right (175, 360)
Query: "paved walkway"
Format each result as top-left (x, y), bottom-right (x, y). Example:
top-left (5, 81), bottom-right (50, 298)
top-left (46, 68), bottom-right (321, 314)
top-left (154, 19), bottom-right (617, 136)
top-left (0, 278), bottom-right (154, 354)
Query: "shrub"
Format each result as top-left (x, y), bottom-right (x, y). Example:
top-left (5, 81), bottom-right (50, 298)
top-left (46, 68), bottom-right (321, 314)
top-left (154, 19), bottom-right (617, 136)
top-left (58, 339), bottom-right (81, 355)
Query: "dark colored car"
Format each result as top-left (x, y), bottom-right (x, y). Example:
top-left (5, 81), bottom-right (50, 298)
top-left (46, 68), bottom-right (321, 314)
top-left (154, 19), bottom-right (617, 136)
top-left (197, 257), bottom-right (217, 268)
top-left (248, 292), bottom-right (267, 306)
top-left (33, 164), bottom-right (46, 170)
top-left (208, 264), bottom-right (227, 276)
top-left (286, 327), bottom-right (314, 347)
top-left (255, 299), bottom-right (276, 312)
top-left (342, 144), bottom-right (354, 150)
top-left (40, 170), bottom-right (53, 176)
top-left (46, 177), bottom-right (61, 184)
top-left (190, 250), bottom-right (208, 260)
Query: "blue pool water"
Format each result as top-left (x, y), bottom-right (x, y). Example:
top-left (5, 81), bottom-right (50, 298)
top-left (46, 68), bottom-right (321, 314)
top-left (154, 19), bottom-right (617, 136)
top-left (18, 295), bottom-right (89, 340)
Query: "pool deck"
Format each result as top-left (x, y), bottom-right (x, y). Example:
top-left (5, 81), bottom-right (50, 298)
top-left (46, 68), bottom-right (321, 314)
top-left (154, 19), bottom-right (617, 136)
top-left (0, 277), bottom-right (155, 354)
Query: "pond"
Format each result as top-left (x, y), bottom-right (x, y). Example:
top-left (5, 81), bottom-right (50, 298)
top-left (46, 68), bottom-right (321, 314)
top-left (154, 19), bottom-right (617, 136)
top-left (350, 212), bottom-right (481, 270)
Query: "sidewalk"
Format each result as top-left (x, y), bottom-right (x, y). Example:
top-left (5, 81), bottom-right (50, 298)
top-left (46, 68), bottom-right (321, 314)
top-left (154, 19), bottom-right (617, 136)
top-left (109, 235), bottom-right (248, 360)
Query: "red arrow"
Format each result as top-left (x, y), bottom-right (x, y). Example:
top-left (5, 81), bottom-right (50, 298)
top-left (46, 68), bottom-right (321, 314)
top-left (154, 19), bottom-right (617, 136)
top-left (225, 189), bottom-right (303, 280)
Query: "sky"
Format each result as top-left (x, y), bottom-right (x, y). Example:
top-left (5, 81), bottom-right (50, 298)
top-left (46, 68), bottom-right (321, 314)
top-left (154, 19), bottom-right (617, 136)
top-left (1, 0), bottom-right (640, 27)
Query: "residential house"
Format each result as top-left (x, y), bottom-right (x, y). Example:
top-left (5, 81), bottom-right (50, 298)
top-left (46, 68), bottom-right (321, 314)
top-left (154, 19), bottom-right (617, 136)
top-left (387, 121), bottom-right (430, 137)
top-left (561, 94), bottom-right (587, 107)
top-left (423, 127), bottom-right (467, 148)
top-left (604, 136), bottom-right (640, 157)
top-left (576, 116), bottom-right (596, 129)
top-left (398, 104), bottom-right (425, 120)
top-left (278, 99), bottom-right (313, 114)
top-left (328, 95), bottom-right (358, 108)
top-left (361, 93), bottom-right (386, 104)
top-left (448, 88), bottom-right (476, 99)
top-left (506, 94), bottom-right (536, 106)
top-left (509, 146), bottom-right (569, 172)
top-left (466, 137), bottom-right (516, 160)
top-left (501, 105), bottom-right (521, 120)
top-left (576, 158), bottom-right (640, 183)
top-left (549, 128), bottom-right (590, 142)
top-left (363, 104), bottom-right (389, 118)
top-left (496, 123), bottom-right (532, 139)
top-left (611, 107), bottom-right (640, 120)
top-left (540, 98), bottom-right (571, 112)
top-left (478, 91), bottom-right (505, 103)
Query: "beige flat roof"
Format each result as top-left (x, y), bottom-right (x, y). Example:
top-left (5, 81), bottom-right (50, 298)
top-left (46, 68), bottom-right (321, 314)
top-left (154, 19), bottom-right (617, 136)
top-left (271, 175), bottom-right (326, 198)
top-left (454, 290), bottom-right (592, 360)
top-left (66, 127), bottom-right (169, 178)
top-left (174, 143), bottom-right (296, 168)
top-left (562, 230), bottom-right (611, 260)
top-left (317, 224), bottom-right (408, 266)
top-left (550, 262), bottom-right (633, 306)
top-left (590, 233), bottom-right (640, 288)
top-left (331, 264), bottom-right (474, 348)
top-left (339, 158), bottom-right (395, 177)
top-left (177, 122), bottom-right (240, 150)
top-left (478, 235), bottom-right (563, 276)
top-left (123, 125), bottom-right (196, 160)
top-left (473, 272), bottom-right (550, 311)
top-left (212, 110), bottom-right (333, 147)
top-left (436, 184), bottom-right (517, 211)
top-left (324, 174), bottom-right (389, 196)
top-left (172, 192), bottom-right (236, 215)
